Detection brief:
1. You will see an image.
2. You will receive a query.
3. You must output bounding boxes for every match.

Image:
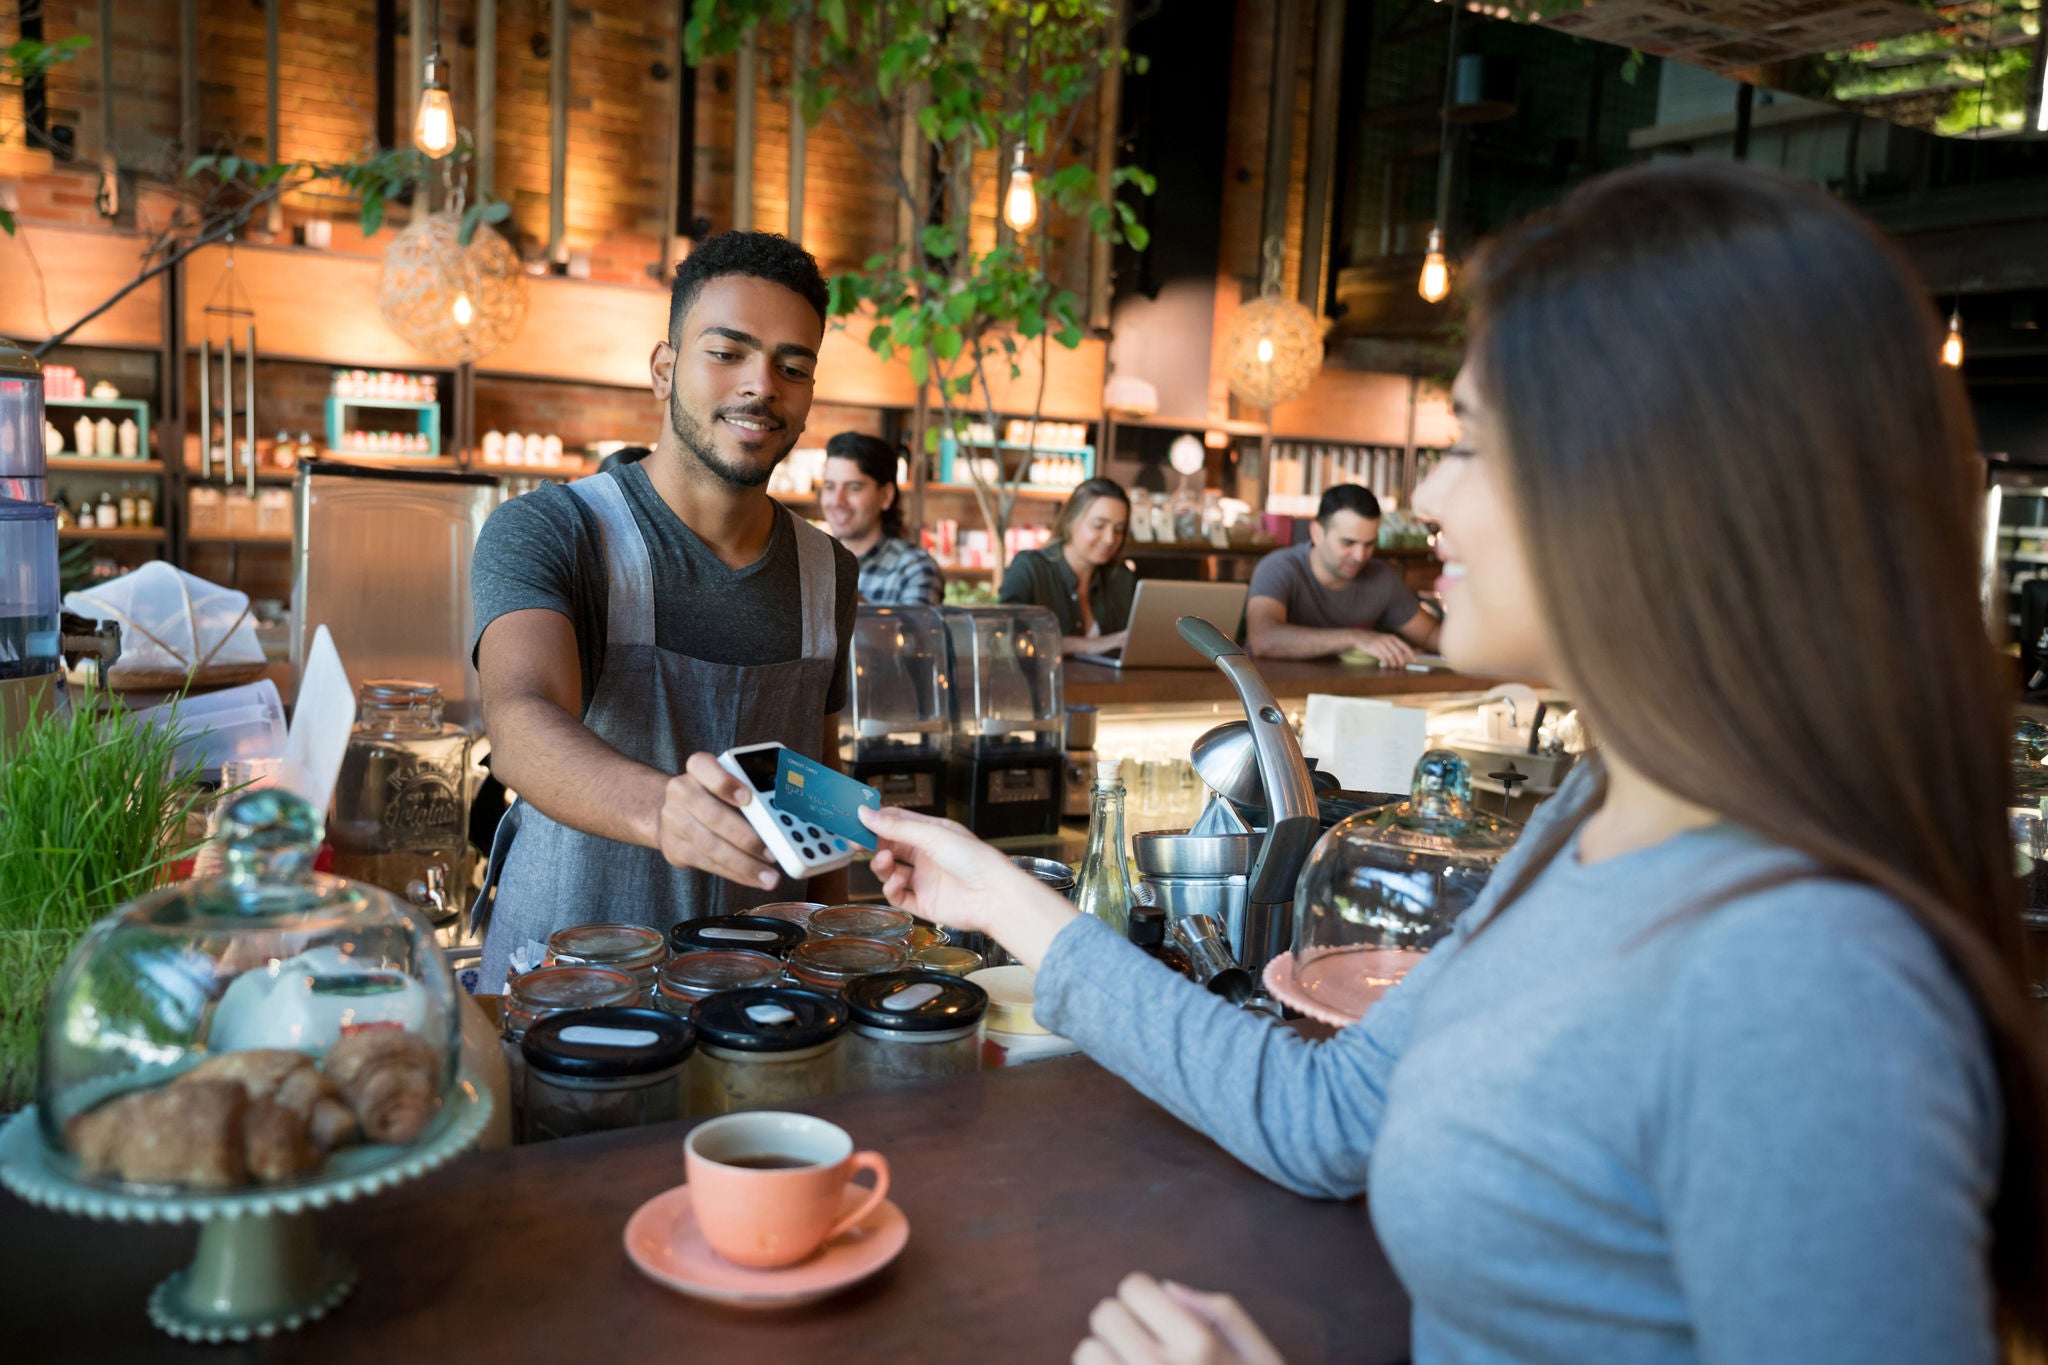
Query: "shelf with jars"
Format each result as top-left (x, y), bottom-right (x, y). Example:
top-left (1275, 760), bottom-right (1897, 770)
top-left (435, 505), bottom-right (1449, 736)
top-left (324, 369), bottom-right (444, 459)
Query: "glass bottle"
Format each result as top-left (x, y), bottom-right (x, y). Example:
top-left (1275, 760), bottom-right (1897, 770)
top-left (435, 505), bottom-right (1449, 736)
top-left (1075, 758), bottom-right (1132, 935)
top-left (117, 482), bottom-right (137, 528)
top-left (328, 679), bottom-right (475, 922)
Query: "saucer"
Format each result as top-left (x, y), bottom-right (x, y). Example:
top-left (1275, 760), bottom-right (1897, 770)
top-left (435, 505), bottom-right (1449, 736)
top-left (623, 1182), bottom-right (909, 1308)
top-left (1263, 951), bottom-right (1400, 1027)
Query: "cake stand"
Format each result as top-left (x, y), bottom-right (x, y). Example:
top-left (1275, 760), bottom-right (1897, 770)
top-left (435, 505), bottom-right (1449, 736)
top-left (0, 1076), bottom-right (490, 1343)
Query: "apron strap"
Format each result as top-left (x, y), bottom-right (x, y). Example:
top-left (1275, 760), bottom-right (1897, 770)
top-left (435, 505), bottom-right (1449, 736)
top-left (788, 510), bottom-right (838, 662)
top-left (567, 473), bottom-right (655, 649)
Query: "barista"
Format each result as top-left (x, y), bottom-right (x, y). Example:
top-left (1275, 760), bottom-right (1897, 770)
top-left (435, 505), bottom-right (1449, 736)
top-left (470, 232), bottom-right (859, 991)
top-left (1245, 484), bottom-right (1440, 666)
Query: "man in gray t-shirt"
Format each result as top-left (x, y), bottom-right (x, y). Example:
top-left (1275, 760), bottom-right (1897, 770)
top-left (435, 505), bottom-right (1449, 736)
top-left (1246, 484), bottom-right (1440, 664)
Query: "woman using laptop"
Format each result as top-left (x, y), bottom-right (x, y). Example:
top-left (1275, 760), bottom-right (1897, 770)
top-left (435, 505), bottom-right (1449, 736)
top-left (998, 477), bottom-right (1138, 657)
top-left (862, 161), bottom-right (2046, 1362)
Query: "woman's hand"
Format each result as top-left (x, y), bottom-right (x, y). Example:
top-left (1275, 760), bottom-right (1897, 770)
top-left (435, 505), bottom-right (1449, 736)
top-left (858, 804), bottom-right (1078, 969)
top-left (1073, 1274), bottom-right (1283, 1365)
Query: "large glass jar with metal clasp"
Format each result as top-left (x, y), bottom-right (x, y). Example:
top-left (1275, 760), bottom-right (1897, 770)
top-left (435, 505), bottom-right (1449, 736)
top-left (328, 679), bottom-right (473, 927)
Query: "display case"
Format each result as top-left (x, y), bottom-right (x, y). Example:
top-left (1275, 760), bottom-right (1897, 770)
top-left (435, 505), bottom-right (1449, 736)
top-left (941, 604), bottom-right (1065, 839)
top-left (842, 604), bottom-right (952, 816)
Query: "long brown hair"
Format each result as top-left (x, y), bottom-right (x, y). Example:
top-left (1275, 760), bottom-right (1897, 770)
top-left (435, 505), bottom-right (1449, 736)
top-left (1466, 161), bottom-right (2047, 1342)
top-left (1052, 476), bottom-right (1131, 546)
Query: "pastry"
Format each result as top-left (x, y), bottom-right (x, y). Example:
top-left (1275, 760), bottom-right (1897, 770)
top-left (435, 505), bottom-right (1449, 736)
top-left (66, 1080), bottom-right (248, 1189)
top-left (324, 1029), bottom-right (440, 1144)
top-left (241, 1097), bottom-right (320, 1183)
top-left (185, 1047), bottom-right (359, 1153)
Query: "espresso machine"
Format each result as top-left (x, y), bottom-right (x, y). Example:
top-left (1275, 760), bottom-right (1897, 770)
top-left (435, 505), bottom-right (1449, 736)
top-left (841, 604), bottom-right (950, 817)
top-left (940, 604), bottom-right (1065, 839)
top-left (0, 342), bottom-right (64, 743)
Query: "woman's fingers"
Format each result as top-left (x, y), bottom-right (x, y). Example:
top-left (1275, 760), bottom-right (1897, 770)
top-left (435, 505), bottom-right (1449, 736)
top-left (1162, 1282), bottom-right (1283, 1365)
top-left (1088, 1296), bottom-right (1167, 1364)
top-left (1117, 1274), bottom-right (1216, 1359)
top-left (1073, 1340), bottom-right (1122, 1365)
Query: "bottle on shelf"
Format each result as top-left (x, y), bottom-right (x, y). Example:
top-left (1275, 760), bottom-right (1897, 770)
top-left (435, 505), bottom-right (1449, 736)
top-left (136, 486), bottom-right (155, 529)
top-left (76, 493), bottom-right (94, 527)
top-left (118, 483), bottom-right (137, 529)
top-left (94, 416), bottom-right (116, 457)
top-left (297, 431), bottom-right (317, 465)
top-left (117, 417), bottom-right (139, 459)
top-left (54, 491), bottom-right (70, 530)
top-left (95, 491), bottom-right (118, 529)
top-left (1075, 758), bottom-right (1133, 936)
top-left (73, 414), bottom-right (94, 458)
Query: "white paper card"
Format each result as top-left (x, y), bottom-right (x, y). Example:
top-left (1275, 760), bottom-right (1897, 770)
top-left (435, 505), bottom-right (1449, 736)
top-left (1302, 693), bottom-right (1430, 795)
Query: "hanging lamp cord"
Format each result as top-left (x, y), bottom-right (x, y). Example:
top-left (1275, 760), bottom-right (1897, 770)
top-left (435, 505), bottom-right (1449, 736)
top-left (1433, 1), bottom-right (1462, 236)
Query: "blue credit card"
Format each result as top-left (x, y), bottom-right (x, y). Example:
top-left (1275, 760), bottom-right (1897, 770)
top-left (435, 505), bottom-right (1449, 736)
top-left (775, 749), bottom-right (882, 850)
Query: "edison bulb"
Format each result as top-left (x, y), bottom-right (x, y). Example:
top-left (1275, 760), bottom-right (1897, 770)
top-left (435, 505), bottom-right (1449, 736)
top-left (1257, 336), bottom-right (1274, 365)
top-left (1418, 227), bottom-right (1450, 304)
top-left (1942, 327), bottom-right (1963, 368)
top-left (413, 84), bottom-right (457, 159)
top-left (452, 291), bottom-right (474, 327)
top-left (1003, 164), bottom-right (1039, 233)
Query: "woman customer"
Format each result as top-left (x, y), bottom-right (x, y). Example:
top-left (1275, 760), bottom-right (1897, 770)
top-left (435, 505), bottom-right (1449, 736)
top-left (998, 477), bottom-right (1137, 657)
top-left (861, 160), bottom-right (2048, 1363)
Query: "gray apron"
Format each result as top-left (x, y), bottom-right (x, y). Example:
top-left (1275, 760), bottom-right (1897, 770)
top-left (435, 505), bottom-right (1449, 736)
top-left (475, 473), bottom-right (840, 992)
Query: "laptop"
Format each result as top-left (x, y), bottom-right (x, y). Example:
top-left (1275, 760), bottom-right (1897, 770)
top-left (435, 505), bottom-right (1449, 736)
top-left (1074, 580), bottom-right (1252, 669)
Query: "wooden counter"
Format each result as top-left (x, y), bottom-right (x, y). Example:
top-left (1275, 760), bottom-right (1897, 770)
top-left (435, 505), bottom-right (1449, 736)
top-left (1, 1057), bottom-right (1411, 1364)
top-left (1064, 657), bottom-right (1497, 707)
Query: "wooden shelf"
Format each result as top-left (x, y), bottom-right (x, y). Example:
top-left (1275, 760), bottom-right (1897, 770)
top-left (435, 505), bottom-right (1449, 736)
top-left (188, 534), bottom-right (291, 545)
top-left (46, 457), bottom-right (164, 474)
top-left (60, 526), bottom-right (166, 542)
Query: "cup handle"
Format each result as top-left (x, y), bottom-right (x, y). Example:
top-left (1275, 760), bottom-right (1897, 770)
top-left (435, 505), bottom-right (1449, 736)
top-left (822, 1151), bottom-right (891, 1244)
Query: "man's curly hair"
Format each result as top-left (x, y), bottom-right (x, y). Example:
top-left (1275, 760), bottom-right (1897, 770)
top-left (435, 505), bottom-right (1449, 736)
top-left (668, 231), bottom-right (830, 344)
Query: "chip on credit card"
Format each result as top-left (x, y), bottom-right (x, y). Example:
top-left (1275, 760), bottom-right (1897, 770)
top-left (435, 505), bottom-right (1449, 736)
top-left (775, 749), bottom-right (882, 850)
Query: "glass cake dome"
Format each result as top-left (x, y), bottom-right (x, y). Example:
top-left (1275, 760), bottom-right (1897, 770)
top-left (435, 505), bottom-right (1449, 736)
top-left (36, 789), bottom-right (461, 1189)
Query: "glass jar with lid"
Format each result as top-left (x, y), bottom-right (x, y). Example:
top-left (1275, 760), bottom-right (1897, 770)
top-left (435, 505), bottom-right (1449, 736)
top-left (654, 950), bottom-right (785, 1015)
top-left (545, 923), bottom-right (667, 1003)
top-left (809, 905), bottom-right (915, 943)
top-left (748, 901), bottom-right (826, 934)
top-left (668, 914), bottom-right (807, 959)
top-left (842, 972), bottom-right (988, 1091)
top-left (1289, 749), bottom-right (1521, 1021)
top-left (913, 945), bottom-right (983, 977)
top-left (520, 1006), bottom-right (695, 1142)
top-left (905, 923), bottom-right (951, 953)
top-left (328, 679), bottom-right (474, 926)
top-left (500, 964), bottom-right (640, 1125)
top-left (784, 936), bottom-right (909, 995)
top-left (35, 789), bottom-right (464, 1185)
top-left (687, 988), bottom-right (849, 1115)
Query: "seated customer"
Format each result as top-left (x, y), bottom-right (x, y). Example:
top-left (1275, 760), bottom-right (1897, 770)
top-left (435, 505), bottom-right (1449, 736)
top-left (998, 477), bottom-right (1137, 657)
top-left (1245, 484), bottom-right (1440, 665)
top-left (820, 432), bottom-right (943, 606)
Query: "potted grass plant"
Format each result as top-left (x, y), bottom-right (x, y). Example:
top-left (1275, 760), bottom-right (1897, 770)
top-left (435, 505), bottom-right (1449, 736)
top-left (0, 692), bottom-right (211, 1111)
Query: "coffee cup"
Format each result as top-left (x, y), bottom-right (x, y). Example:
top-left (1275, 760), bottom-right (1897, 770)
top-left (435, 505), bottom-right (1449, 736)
top-left (684, 1111), bottom-right (891, 1268)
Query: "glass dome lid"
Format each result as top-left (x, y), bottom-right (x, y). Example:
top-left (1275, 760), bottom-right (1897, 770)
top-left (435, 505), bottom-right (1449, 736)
top-left (36, 789), bottom-right (461, 1187)
top-left (1289, 750), bottom-right (1522, 1015)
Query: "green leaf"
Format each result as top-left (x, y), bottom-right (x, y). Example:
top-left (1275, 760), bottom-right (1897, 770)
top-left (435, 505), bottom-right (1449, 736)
top-left (934, 327), bottom-right (963, 362)
top-left (951, 375), bottom-right (974, 397)
top-left (0, 207), bottom-right (13, 236)
top-left (909, 349), bottom-right (929, 387)
top-left (219, 155), bottom-right (242, 181)
top-left (868, 321), bottom-right (892, 353)
top-left (184, 156), bottom-right (212, 179)
top-left (359, 193), bottom-right (386, 237)
top-left (921, 225), bottom-right (958, 259)
top-left (1019, 313), bottom-right (1045, 340)
top-left (483, 200), bottom-right (512, 223)
top-left (821, 0), bottom-right (849, 44)
top-left (1056, 325), bottom-right (1083, 348)
top-left (459, 202), bottom-right (484, 246)
top-left (1126, 222), bottom-right (1150, 251)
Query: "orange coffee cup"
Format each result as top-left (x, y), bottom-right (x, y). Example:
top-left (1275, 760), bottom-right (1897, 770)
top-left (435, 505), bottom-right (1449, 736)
top-left (684, 1111), bottom-right (891, 1268)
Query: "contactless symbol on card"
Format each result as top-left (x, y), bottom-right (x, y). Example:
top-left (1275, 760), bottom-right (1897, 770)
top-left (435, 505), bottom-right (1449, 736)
top-left (775, 749), bottom-right (881, 850)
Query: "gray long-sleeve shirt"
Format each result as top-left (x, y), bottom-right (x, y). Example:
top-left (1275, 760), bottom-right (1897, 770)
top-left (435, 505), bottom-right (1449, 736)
top-left (1034, 766), bottom-right (2000, 1363)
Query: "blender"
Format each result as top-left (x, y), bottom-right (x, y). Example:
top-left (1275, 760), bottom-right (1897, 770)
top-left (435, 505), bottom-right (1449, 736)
top-left (940, 605), bottom-right (1065, 839)
top-left (842, 604), bottom-right (951, 817)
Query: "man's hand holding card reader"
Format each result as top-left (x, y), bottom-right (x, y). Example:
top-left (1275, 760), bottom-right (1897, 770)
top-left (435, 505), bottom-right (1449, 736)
top-left (717, 742), bottom-right (880, 880)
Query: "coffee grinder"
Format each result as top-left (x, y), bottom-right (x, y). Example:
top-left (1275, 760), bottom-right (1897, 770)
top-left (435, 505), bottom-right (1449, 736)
top-left (940, 605), bottom-right (1065, 839)
top-left (0, 342), bottom-right (65, 744)
top-left (841, 604), bottom-right (951, 817)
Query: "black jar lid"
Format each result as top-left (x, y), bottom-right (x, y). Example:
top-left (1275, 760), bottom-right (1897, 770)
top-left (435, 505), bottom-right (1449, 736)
top-left (521, 1006), bottom-right (696, 1079)
top-left (844, 971), bottom-right (989, 1033)
top-left (691, 987), bottom-right (849, 1052)
top-left (670, 914), bottom-right (807, 958)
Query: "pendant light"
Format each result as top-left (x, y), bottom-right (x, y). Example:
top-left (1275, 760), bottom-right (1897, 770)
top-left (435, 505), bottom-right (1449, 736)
top-left (1002, 143), bottom-right (1039, 233)
top-left (413, 0), bottom-right (458, 159)
top-left (1942, 17), bottom-right (1995, 371)
top-left (1419, 1), bottom-right (1461, 303)
top-left (1942, 307), bottom-right (1964, 368)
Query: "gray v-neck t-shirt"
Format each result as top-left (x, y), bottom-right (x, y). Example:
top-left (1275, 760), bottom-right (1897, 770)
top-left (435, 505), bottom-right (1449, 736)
top-left (471, 451), bottom-right (857, 715)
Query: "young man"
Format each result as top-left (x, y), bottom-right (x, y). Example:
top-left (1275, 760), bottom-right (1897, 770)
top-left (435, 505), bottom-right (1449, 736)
top-left (818, 431), bottom-right (943, 606)
top-left (1245, 484), bottom-right (1440, 664)
top-left (470, 232), bottom-right (858, 990)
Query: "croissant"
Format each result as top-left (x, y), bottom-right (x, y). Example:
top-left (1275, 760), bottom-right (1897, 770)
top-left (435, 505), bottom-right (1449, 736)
top-left (66, 1080), bottom-right (248, 1189)
top-left (242, 1097), bottom-right (321, 1183)
top-left (185, 1047), bottom-right (360, 1153)
top-left (324, 1030), bottom-right (440, 1144)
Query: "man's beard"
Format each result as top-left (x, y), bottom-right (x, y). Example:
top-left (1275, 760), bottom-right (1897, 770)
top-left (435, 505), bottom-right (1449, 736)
top-left (669, 389), bottom-right (793, 489)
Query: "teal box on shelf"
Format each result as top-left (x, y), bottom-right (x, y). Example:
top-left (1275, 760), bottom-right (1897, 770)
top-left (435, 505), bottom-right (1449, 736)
top-left (324, 395), bottom-right (441, 457)
top-left (936, 435), bottom-right (1093, 491)
top-left (42, 395), bottom-right (151, 462)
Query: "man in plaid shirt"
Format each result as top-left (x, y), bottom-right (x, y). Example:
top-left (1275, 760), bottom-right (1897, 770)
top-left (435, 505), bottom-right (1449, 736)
top-left (820, 432), bottom-right (944, 606)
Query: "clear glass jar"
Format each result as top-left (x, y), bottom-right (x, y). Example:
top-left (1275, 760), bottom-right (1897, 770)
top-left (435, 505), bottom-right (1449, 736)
top-left (784, 937), bottom-right (909, 995)
top-left (328, 679), bottom-right (474, 924)
top-left (499, 964), bottom-right (639, 1127)
top-left (520, 1007), bottom-right (695, 1142)
top-left (668, 914), bottom-right (807, 959)
top-left (654, 950), bottom-right (785, 1015)
top-left (545, 923), bottom-right (667, 1004)
top-left (905, 924), bottom-right (951, 953)
top-left (748, 901), bottom-right (826, 933)
top-left (913, 945), bottom-right (983, 977)
top-left (842, 972), bottom-right (988, 1092)
top-left (687, 988), bottom-right (848, 1116)
top-left (809, 905), bottom-right (915, 942)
